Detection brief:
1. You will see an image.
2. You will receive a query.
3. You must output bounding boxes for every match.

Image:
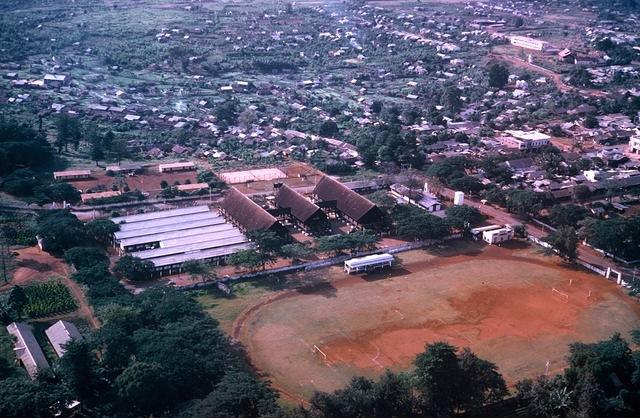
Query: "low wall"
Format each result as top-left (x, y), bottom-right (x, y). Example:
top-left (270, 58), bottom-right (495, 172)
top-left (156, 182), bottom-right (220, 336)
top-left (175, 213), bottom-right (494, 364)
top-left (177, 235), bottom-right (462, 292)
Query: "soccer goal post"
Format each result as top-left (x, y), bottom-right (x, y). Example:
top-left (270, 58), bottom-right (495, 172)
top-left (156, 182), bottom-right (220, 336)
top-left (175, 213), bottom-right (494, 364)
top-left (552, 287), bottom-right (569, 302)
top-left (313, 344), bottom-right (327, 360)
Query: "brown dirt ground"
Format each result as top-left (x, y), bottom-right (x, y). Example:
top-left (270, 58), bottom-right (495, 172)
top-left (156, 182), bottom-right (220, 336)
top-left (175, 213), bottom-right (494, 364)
top-left (233, 243), bottom-right (640, 403)
top-left (1, 246), bottom-right (100, 329)
top-left (67, 170), bottom-right (198, 197)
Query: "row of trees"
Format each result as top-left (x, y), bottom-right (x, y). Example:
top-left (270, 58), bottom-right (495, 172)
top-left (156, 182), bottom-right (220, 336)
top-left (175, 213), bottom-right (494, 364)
top-left (36, 211), bottom-right (119, 256)
top-left (304, 333), bottom-right (640, 417)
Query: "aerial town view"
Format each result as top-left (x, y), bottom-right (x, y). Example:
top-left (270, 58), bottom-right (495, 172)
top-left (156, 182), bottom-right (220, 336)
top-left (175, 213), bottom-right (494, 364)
top-left (1, 0), bottom-right (640, 416)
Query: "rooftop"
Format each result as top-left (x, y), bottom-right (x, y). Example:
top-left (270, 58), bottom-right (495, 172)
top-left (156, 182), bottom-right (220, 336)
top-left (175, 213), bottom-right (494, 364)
top-left (6, 322), bottom-right (50, 379)
top-left (45, 320), bottom-right (82, 358)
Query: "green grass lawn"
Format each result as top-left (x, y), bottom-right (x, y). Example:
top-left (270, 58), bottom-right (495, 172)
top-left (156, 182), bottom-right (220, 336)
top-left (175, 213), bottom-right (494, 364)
top-left (194, 271), bottom-right (331, 334)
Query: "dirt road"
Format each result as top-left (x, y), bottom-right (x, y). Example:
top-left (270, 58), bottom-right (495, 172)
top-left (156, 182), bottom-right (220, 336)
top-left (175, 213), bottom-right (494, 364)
top-left (442, 188), bottom-right (633, 279)
top-left (3, 246), bottom-right (100, 329)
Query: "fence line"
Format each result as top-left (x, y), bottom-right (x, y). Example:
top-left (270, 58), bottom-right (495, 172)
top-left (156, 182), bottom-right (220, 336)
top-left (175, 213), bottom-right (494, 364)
top-left (177, 235), bottom-right (462, 292)
top-left (527, 235), bottom-right (608, 277)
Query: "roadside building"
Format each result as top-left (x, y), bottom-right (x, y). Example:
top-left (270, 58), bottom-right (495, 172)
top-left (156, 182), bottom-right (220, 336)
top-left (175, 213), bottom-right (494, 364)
top-left (274, 183), bottom-right (330, 235)
top-left (220, 187), bottom-right (288, 237)
top-left (45, 320), bottom-right (82, 358)
top-left (6, 322), bottom-right (50, 379)
top-left (53, 169), bottom-right (91, 181)
top-left (483, 227), bottom-right (514, 244)
top-left (158, 161), bottom-right (196, 173)
top-left (312, 175), bottom-right (385, 229)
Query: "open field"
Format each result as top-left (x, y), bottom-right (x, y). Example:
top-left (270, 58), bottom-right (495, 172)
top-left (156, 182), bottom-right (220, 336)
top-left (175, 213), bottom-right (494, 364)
top-left (225, 242), bottom-right (640, 402)
top-left (66, 169), bottom-right (198, 197)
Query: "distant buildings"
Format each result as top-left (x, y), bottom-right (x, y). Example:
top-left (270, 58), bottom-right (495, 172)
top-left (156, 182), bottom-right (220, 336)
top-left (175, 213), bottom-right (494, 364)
top-left (53, 169), bottom-right (91, 181)
top-left (158, 162), bottom-right (196, 173)
top-left (510, 35), bottom-right (549, 51)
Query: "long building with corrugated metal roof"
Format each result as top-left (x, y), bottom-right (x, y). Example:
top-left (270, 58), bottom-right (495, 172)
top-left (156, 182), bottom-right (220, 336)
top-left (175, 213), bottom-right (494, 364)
top-left (111, 205), bottom-right (251, 276)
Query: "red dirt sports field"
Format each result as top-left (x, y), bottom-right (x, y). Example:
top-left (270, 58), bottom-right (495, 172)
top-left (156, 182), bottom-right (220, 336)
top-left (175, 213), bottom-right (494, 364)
top-left (233, 243), bottom-right (640, 402)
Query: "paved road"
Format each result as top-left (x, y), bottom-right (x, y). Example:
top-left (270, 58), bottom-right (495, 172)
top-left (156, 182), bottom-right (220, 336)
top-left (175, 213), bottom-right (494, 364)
top-left (442, 189), bottom-right (635, 280)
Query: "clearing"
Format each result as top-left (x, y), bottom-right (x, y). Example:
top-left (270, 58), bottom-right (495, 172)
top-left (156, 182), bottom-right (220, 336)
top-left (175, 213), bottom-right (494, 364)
top-left (222, 242), bottom-right (640, 402)
top-left (1, 246), bottom-right (100, 329)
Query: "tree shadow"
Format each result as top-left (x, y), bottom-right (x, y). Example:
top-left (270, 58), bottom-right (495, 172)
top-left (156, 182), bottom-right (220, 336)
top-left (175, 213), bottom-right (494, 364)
top-left (296, 281), bottom-right (337, 298)
top-left (16, 258), bottom-right (51, 272)
top-left (360, 267), bottom-right (412, 282)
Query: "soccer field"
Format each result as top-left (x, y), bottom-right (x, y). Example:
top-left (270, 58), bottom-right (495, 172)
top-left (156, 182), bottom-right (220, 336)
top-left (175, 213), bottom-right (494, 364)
top-left (232, 243), bottom-right (640, 402)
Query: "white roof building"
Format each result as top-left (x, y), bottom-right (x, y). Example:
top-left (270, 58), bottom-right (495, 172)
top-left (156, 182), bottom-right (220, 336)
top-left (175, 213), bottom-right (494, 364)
top-left (45, 320), bottom-right (83, 358)
top-left (6, 322), bottom-right (50, 379)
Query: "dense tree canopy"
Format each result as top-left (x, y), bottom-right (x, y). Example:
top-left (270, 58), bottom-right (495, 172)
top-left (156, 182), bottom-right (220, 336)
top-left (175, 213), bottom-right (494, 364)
top-left (112, 255), bottom-right (154, 282)
top-left (488, 63), bottom-right (509, 89)
top-left (392, 205), bottom-right (450, 240)
top-left (445, 205), bottom-right (484, 230)
top-left (0, 121), bottom-right (53, 177)
top-left (36, 211), bottom-right (89, 255)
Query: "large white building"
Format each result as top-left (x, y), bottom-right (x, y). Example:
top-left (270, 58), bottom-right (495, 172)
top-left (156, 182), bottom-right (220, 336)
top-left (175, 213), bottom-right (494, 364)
top-left (503, 130), bottom-right (551, 150)
top-left (112, 205), bottom-right (251, 276)
top-left (510, 36), bottom-right (549, 52)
